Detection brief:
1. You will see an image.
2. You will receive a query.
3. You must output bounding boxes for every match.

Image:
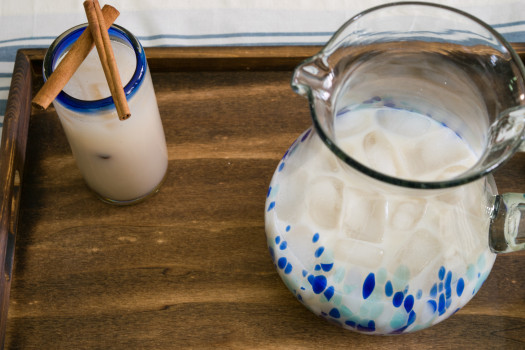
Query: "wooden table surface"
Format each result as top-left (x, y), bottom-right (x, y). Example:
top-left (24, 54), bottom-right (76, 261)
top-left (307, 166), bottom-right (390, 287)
top-left (2, 47), bottom-right (525, 349)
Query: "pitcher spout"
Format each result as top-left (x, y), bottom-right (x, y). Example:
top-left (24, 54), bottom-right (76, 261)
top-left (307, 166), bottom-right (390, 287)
top-left (291, 56), bottom-right (334, 101)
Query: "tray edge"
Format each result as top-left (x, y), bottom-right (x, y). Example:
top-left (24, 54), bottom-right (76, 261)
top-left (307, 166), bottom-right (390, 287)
top-left (0, 49), bottom-right (32, 347)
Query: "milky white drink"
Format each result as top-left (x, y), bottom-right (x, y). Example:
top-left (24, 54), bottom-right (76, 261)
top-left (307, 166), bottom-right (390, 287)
top-left (265, 106), bottom-right (496, 333)
top-left (52, 39), bottom-right (168, 204)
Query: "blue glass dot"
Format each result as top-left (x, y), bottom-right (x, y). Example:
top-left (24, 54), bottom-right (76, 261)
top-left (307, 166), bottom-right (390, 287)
top-left (321, 263), bottom-right (333, 272)
top-left (439, 266), bottom-right (446, 280)
top-left (457, 278), bottom-right (465, 297)
top-left (430, 283), bottom-right (437, 298)
top-left (286, 225), bottom-right (291, 232)
top-left (392, 326), bottom-right (408, 334)
top-left (301, 129), bottom-right (312, 142)
top-left (314, 264), bottom-right (321, 271)
top-left (407, 311), bottom-right (416, 326)
top-left (312, 233), bottom-right (319, 243)
top-left (277, 257), bottom-right (287, 269)
top-left (278, 162), bottom-right (285, 172)
top-left (266, 187), bottom-right (272, 198)
top-left (404, 295), bottom-right (414, 313)
top-left (302, 270), bottom-right (308, 277)
top-left (284, 263), bottom-right (293, 274)
top-left (315, 246), bottom-right (325, 258)
top-left (279, 241), bottom-right (287, 250)
top-left (345, 320), bottom-right (356, 328)
top-left (329, 308), bottom-right (341, 318)
top-left (362, 273), bottom-right (375, 300)
top-left (438, 294), bottom-right (446, 315)
top-left (268, 247), bottom-right (275, 260)
top-left (427, 300), bottom-right (437, 313)
top-left (300, 286), bottom-right (305, 290)
top-left (267, 201), bottom-right (275, 212)
top-left (417, 289), bottom-right (423, 299)
top-left (385, 281), bottom-right (393, 297)
top-left (324, 286), bottom-right (335, 301)
top-left (439, 282), bottom-right (443, 292)
top-left (357, 321), bottom-right (375, 332)
top-left (445, 296), bottom-right (452, 309)
top-left (297, 294), bottom-right (302, 301)
top-left (308, 275), bottom-right (327, 294)
top-left (404, 285), bottom-right (409, 295)
top-left (275, 236), bottom-right (280, 244)
top-left (393, 292), bottom-right (404, 307)
top-left (445, 287), bottom-right (452, 300)
top-left (445, 271), bottom-right (452, 289)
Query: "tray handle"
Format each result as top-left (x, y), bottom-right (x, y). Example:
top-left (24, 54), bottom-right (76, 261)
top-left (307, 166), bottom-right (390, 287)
top-left (0, 50), bottom-right (32, 348)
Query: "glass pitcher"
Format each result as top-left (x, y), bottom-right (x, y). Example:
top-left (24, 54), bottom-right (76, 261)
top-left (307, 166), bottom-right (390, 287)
top-left (265, 2), bottom-right (525, 334)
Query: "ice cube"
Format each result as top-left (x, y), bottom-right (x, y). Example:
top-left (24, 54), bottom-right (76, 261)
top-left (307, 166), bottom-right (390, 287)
top-left (406, 127), bottom-right (473, 178)
top-left (315, 145), bottom-right (342, 173)
top-left (391, 229), bottom-right (442, 276)
top-left (305, 176), bottom-right (344, 230)
top-left (282, 224), bottom-right (319, 268)
top-left (342, 188), bottom-right (387, 243)
top-left (362, 130), bottom-right (404, 177)
top-left (334, 239), bottom-right (384, 269)
top-left (276, 170), bottom-right (308, 223)
top-left (389, 199), bottom-right (426, 231)
top-left (376, 108), bottom-right (431, 137)
top-left (335, 108), bottom-right (374, 139)
top-left (439, 205), bottom-right (485, 260)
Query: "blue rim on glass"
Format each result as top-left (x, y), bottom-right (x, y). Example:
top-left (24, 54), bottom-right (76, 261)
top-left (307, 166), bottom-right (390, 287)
top-left (43, 23), bottom-right (146, 113)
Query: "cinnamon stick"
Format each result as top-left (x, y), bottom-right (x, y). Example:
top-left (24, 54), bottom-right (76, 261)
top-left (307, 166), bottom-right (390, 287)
top-left (84, 0), bottom-right (130, 120)
top-left (32, 5), bottom-right (119, 111)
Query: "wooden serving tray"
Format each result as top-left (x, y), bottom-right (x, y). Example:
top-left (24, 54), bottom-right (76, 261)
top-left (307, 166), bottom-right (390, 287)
top-left (1, 46), bottom-right (524, 349)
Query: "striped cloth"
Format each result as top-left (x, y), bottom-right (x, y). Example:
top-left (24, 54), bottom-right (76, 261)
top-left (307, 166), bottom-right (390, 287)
top-left (1, 0), bottom-right (525, 130)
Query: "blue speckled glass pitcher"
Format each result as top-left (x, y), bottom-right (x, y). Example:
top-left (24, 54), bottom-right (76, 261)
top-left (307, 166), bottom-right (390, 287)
top-left (265, 2), bottom-right (525, 334)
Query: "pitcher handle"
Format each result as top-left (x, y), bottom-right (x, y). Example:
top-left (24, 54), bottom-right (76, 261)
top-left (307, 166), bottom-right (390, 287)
top-left (489, 193), bottom-right (525, 253)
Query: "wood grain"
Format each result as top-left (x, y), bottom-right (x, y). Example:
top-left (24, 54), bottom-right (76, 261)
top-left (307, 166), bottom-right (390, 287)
top-left (2, 47), bottom-right (525, 349)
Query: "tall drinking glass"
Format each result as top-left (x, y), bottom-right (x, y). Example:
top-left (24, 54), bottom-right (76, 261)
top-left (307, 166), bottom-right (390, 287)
top-left (43, 24), bottom-right (168, 205)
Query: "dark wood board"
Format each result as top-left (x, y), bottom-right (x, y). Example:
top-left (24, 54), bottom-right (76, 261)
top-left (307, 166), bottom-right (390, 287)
top-left (1, 46), bottom-right (524, 349)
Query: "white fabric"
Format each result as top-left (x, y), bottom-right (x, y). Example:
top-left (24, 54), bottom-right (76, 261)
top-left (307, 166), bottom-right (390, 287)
top-left (1, 0), bottom-right (525, 127)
